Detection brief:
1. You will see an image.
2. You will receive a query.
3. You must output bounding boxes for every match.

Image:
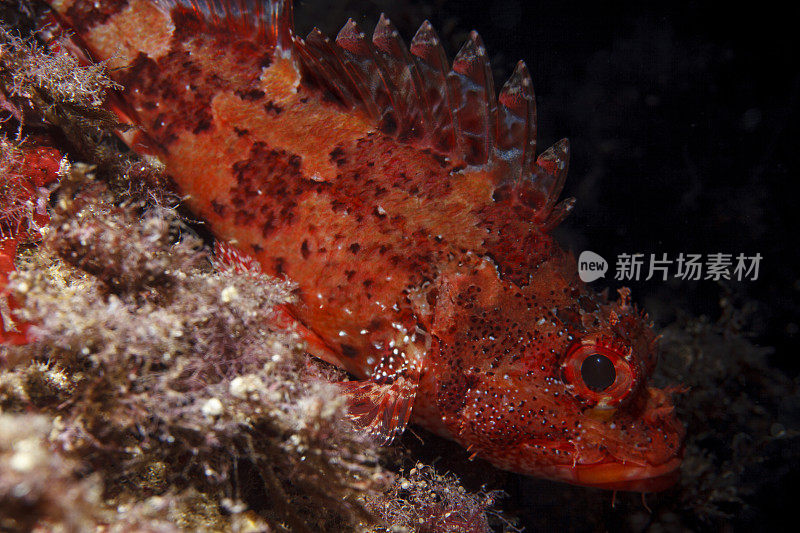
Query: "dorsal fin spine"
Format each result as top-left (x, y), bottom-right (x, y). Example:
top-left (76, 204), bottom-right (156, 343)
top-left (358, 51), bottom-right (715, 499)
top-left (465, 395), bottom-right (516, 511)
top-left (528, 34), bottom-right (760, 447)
top-left (268, 0), bottom-right (294, 52)
top-left (497, 61), bottom-right (537, 181)
top-left (301, 28), bottom-right (362, 109)
top-left (327, 21), bottom-right (381, 120)
top-left (336, 19), bottom-right (403, 133)
top-left (409, 21), bottom-right (458, 154)
top-left (156, 0), bottom-right (294, 53)
top-left (372, 15), bottom-right (429, 140)
top-left (537, 138), bottom-right (570, 214)
top-left (449, 31), bottom-right (497, 166)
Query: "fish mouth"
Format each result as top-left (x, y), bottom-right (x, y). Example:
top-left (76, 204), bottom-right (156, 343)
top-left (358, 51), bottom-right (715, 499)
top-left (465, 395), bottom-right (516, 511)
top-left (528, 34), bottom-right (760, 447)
top-left (555, 456), bottom-right (682, 492)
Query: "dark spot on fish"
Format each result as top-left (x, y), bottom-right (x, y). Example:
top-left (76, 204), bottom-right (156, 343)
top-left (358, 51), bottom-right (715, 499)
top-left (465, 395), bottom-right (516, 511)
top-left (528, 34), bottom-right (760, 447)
top-left (251, 243), bottom-right (263, 253)
top-left (210, 199), bottom-right (227, 216)
top-left (340, 344), bottom-right (358, 358)
top-left (349, 243), bottom-right (360, 254)
top-left (288, 154), bottom-right (302, 170)
top-left (330, 199), bottom-right (347, 212)
top-left (273, 257), bottom-right (285, 275)
top-left (257, 53), bottom-right (273, 69)
top-left (233, 126), bottom-right (250, 137)
top-left (236, 88), bottom-right (265, 101)
top-left (264, 100), bottom-right (283, 115)
top-left (345, 269), bottom-right (356, 281)
top-left (151, 113), bottom-right (165, 130)
top-left (329, 146), bottom-right (347, 167)
top-left (320, 90), bottom-right (341, 104)
top-left (235, 209), bottom-right (252, 226)
top-left (301, 240), bottom-right (310, 259)
top-left (193, 116), bottom-right (213, 134)
top-left (261, 216), bottom-right (275, 237)
top-left (411, 228), bottom-right (428, 240)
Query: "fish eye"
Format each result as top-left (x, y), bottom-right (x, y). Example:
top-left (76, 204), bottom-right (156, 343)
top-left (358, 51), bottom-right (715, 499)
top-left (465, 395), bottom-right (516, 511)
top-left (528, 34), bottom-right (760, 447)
top-left (580, 353), bottom-right (616, 392)
top-left (561, 340), bottom-right (639, 407)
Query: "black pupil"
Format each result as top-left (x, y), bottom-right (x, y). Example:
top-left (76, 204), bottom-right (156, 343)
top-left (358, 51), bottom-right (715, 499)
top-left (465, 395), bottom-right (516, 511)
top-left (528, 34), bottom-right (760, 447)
top-left (580, 354), bottom-right (616, 392)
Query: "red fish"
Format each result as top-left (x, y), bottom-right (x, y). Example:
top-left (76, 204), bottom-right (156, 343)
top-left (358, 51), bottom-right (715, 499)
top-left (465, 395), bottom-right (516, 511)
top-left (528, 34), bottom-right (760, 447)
top-left (45, 0), bottom-right (683, 491)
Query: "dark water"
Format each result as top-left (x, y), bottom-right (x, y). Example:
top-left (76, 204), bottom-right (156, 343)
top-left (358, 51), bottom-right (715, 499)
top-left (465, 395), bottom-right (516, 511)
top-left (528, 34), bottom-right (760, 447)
top-left (300, 1), bottom-right (799, 530)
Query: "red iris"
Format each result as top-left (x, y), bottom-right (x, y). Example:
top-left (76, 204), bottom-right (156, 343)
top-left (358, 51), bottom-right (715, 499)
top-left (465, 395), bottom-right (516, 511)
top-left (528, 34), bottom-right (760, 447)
top-left (561, 339), bottom-right (639, 407)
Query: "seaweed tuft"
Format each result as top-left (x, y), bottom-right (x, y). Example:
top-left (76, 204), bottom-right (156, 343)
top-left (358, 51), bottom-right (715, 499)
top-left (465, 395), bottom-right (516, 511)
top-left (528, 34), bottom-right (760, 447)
top-left (0, 413), bottom-right (104, 532)
top-left (366, 462), bottom-right (510, 533)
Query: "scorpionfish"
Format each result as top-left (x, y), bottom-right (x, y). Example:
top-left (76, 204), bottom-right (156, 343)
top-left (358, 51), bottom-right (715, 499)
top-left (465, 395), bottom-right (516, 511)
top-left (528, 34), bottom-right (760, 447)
top-left (45, 0), bottom-right (684, 491)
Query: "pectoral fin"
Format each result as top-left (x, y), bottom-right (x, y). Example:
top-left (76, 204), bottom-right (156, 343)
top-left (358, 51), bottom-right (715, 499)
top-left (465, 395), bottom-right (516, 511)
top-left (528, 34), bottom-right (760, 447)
top-left (339, 376), bottom-right (418, 444)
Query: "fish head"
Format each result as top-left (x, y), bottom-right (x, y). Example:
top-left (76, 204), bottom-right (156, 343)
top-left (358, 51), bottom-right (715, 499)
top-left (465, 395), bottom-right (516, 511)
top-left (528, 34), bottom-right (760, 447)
top-left (430, 255), bottom-right (684, 491)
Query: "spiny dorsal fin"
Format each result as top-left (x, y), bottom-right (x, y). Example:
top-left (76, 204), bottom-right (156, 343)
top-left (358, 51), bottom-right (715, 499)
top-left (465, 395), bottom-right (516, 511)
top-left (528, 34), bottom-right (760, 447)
top-left (535, 139), bottom-right (572, 227)
top-left (299, 28), bottom-right (364, 111)
top-left (449, 31), bottom-right (497, 166)
top-left (408, 20), bottom-right (458, 153)
top-left (335, 19), bottom-right (403, 134)
top-left (525, 139), bottom-right (574, 231)
top-left (295, 15), bottom-right (574, 229)
top-left (497, 61), bottom-right (537, 181)
top-left (156, 0), bottom-right (294, 53)
top-left (372, 14), bottom-right (428, 141)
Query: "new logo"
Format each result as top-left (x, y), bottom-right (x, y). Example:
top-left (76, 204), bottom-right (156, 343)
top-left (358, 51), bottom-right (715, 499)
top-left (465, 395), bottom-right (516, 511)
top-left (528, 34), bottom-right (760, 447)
top-left (578, 251), bottom-right (608, 283)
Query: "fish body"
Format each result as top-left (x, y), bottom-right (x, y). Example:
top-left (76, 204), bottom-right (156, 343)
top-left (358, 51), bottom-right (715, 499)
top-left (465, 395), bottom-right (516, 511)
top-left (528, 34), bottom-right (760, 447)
top-left (46, 0), bottom-right (683, 490)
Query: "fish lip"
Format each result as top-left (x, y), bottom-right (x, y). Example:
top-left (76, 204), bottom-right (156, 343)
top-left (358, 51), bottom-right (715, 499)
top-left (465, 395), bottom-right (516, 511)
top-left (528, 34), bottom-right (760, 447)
top-left (556, 456), bottom-right (683, 492)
